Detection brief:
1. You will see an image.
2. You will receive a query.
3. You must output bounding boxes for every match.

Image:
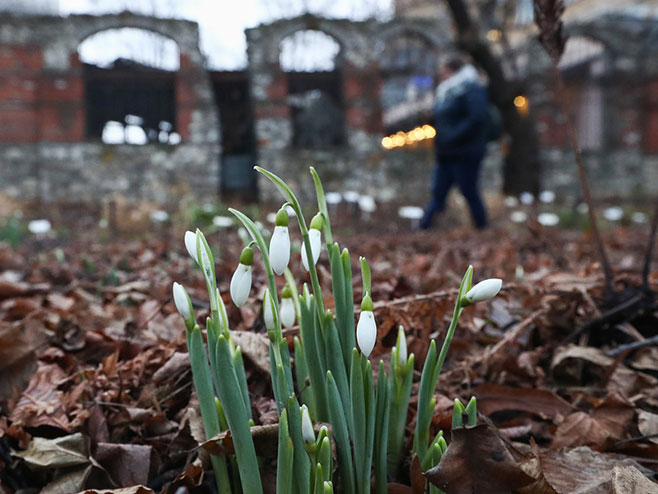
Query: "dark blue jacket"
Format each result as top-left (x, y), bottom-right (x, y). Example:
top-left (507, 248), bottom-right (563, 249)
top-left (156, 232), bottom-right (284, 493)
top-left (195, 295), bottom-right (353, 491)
top-left (433, 82), bottom-right (489, 161)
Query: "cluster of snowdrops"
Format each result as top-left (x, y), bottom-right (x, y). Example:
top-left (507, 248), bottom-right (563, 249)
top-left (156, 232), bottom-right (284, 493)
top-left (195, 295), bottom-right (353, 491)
top-left (172, 167), bottom-right (502, 494)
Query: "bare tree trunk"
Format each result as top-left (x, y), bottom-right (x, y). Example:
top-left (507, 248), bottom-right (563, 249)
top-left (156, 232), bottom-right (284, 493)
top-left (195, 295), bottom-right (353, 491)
top-left (444, 0), bottom-right (541, 195)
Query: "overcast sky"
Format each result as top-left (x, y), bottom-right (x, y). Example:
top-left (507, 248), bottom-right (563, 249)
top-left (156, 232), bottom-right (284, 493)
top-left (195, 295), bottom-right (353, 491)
top-left (58, 0), bottom-right (393, 69)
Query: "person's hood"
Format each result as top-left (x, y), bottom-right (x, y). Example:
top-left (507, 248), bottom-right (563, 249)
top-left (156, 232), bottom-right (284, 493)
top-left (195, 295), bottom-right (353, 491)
top-left (436, 64), bottom-right (479, 103)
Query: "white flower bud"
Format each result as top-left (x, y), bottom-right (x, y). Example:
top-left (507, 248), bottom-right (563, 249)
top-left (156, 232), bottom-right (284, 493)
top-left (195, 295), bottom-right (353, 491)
top-left (269, 226), bottom-right (290, 275)
top-left (230, 263), bottom-right (252, 307)
top-left (301, 405), bottom-right (314, 443)
top-left (357, 310), bottom-right (377, 358)
top-left (464, 278), bottom-right (502, 304)
top-left (280, 296), bottom-right (296, 328)
top-left (172, 282), bottom-right (192, 321)
top-left (263, 289), bottom-right (275, 331)
top-left (184, 231), bottom-right (198, 263)
top-left (301, 228), bottom-right (322, 271)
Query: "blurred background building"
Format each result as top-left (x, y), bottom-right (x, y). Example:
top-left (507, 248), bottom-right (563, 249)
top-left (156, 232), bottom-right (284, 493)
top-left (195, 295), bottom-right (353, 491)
top-left (0, 0), bottom-right (656, 206)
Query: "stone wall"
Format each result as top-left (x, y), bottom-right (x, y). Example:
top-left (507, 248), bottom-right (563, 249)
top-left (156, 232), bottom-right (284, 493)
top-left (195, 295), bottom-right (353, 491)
top-left (0, 11), bottom-right (219, 203)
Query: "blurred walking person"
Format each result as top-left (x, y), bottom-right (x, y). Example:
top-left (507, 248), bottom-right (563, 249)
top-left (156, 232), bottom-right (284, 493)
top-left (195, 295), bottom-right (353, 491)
top-left (420, 57), bottom-right (490, 230)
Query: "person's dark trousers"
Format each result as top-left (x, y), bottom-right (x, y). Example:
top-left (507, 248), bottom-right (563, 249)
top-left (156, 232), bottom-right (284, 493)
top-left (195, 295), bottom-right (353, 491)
top-left (420, 151), bottom-right (488, 229)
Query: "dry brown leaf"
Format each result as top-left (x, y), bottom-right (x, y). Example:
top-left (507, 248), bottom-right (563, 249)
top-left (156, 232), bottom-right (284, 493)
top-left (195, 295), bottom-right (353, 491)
top-left (9, 362), bottom-right (70, 430)
top-left (424, 424), bottom-right (534, 494)
top-left (231, 330), bottom-right (271, 375)
top-left (638, 410), bottom-right (658, 445)
top-left (612, 465), bottom-right (658, 493)
top-left (76, 487), bottom-right (154, 494)
top-left (521, 445), bottom-right (652, 494)
top-left (552, 412), bottom-right (615, 450)
top-left (475, 383), bottom-right (573, 421)
top-left (95, 443), bottom-right (152, 487)
top-left (201, 424), bottom-right (279, 457)
top-left (14, 433), bottom-right (90, 469)
top-left (630, 347), bottom-right (658, 372)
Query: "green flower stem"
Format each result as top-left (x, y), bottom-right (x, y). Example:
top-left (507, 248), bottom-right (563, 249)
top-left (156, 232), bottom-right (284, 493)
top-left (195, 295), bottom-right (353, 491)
top-left (465, 397), bottom-right (477, 427)
top-left (360, 257), bottom-right (371, 296)
top-left (329, 244), bottom-right (353, 372)
top-left (374, 361), bottom-right (390, 494)
top-left (452, 399), bottom-right (466, 429)
top-left (283, 268), bottom-right (301, 321)
top-left (233, 347), bottom-right (252, 421)
top-left (294, 336), bottom-right (314, 409)
top-left (299, 293), bottom-right (328, 421)
top-left (285, 395), bottom-right (311, 494)
top-left (364, 358), bottom-right (376, 494)
top-left (255, 167), bottom-right (326, 321)
top-left (314, 464), bottom-right (325, 494)
top-left (229, 208), bottom-right (294, 400)
top-left (349, 350), bottom-right (367, 493)
top-left (341, 249), bottom-right (356, 350)
top-left (310, 166), bottom-right (334, 247)
top-left (413, 339), bottom-right (437, 461)
top-left (228, 209), bottom-right (284, 343)
top-left (326, 371), bottom-right (356, 494)
top-left (317, 436), bottom-right (332, 483)
top-left (387, 350), bottom-right (414, 475)
top-left (325, 314), bottom-right (352, 433)
top-left (214, 334), bottom-right (263, 494)
top-left (413, 266), bottom-right (473, 461)
top-left (277, 409), bottom-right (294, 494)
top-left (186, 326), bottom-right (231, 494)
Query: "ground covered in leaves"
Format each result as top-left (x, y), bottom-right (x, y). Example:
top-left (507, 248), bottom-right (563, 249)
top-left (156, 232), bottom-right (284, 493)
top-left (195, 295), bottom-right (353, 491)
top-left (1, 215), bottom-right (658, 494)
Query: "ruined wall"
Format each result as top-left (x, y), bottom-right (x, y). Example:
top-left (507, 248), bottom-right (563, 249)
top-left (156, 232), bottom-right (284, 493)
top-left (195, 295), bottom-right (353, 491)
top-left (246, 14), bottom-right (456, 204)
top-left (0, 12), bottom-right (219, 203)
top-left (247, 13), bottom-right (658, 205)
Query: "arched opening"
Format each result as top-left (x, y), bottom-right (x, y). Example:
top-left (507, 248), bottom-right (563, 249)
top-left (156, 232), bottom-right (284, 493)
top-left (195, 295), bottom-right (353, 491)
top-left (79, 28), bottom-right (180, 145)
top-left (379, 31), bottom-right (438, 148)
top-left (280, 30), bottom-right (345, 149)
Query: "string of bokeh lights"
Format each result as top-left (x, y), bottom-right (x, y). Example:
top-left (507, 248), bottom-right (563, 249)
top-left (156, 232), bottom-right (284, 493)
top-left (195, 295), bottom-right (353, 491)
top-left (381, 124), bottom-right (436, 150)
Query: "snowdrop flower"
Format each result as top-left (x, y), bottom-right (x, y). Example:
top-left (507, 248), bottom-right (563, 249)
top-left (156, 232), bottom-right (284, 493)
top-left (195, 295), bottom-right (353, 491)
top-left (301, 213), bottom-right (323, 271)
top-left (28, 219), bottom-right (52, 235)
top-left (269, 207), bottom-right (290, 275)
top-left (280, 285), bottom-right (296, 328)
top-left (603, 206), bottom-right (623, 222)
top-left (301, 405), bottom-right (314, 443)
top-left (172, 282), bottom-right (194, 328)
top-left (538, 212), bottom-right (559, 226)
top-left (230, 245), bottom-right (253, 307)
top-left (184, 231), bottom-right (198, 263)
top-left (357, 292), bottom-right (376, 358)
top-left (462, 278), bottom-right (502, 306)
top-left (519, 192), bottom-right (534, 205)
top-left (263, 289), bottom-right (276, 332)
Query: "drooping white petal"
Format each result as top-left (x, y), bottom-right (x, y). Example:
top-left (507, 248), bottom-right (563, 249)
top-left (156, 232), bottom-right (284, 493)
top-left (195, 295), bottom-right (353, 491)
top-left (263, 289), bottom-right (275, 331)
top-left (230, 263), bottom-right (252, 307)
top-left (184, 231), bottom-right (198, 262)
top-left (172, 282), bottom-right (191, 320)
top-left (465, 278), bottom-right (502, 304)
top-left (301, 228), bottom-right (322, 271)
top-left (356, 310), bottom-right (377, 358)
top-left (269, 226), bottom-right (290, 275)
top-left (280, 297), bottom-right (296, 328)
top-left (301, 405), bottom-right (314, 443)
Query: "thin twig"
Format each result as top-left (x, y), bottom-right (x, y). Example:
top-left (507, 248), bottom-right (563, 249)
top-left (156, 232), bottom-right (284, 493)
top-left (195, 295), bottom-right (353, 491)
top-left (607, 333), bottom-right (658, 358)
top-left (552, 67), bottom-right (614, 297)
top-left (642, 196), bottom-right (658, 292)
top-left (560, 293), bottom-right (645, 345)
